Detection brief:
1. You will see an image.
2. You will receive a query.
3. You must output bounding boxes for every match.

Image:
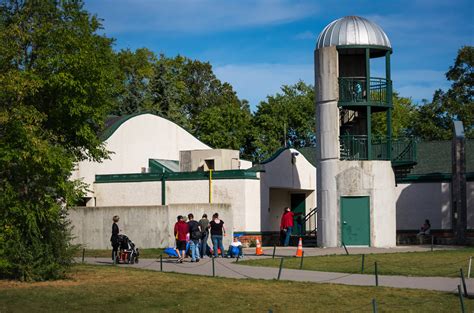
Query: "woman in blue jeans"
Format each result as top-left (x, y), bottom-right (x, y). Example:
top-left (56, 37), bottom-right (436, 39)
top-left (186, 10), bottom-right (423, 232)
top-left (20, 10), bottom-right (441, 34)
top-left (210, 213), bottom-right (226, 257)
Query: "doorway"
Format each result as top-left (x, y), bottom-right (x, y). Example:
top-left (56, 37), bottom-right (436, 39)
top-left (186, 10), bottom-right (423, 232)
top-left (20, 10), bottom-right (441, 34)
top-left (291, 193), bottom-right (306, 235)
top-left (340, 196), bottom-right (370, 246)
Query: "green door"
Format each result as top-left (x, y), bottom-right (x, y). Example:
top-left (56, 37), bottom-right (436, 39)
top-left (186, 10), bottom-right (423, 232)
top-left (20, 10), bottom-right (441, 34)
top-left (291, 193), bottom-right (306, 235)
top-left (341, 196), bottom-right (370, 246)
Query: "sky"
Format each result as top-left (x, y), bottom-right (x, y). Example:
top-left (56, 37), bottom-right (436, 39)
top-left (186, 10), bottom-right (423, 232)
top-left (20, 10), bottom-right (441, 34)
top-left (85, 0), bottom-right (473, 111)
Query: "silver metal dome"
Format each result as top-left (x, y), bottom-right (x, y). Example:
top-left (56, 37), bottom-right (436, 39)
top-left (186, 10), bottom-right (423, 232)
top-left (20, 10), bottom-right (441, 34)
top-left (316, 16), bottom-right (391, 50)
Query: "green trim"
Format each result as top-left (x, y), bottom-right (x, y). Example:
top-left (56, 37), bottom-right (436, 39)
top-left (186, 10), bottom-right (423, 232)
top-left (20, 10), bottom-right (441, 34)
top-left (397, 172), bottom-right (474, 183)
top-left (337, 45), bottom-right (392, 54)
top-left (96, 169), bottom-right (259, 184)
top-left (260, 147), bottom-right (288, 164)
top-left (100, 112), bottom-right (148, 141)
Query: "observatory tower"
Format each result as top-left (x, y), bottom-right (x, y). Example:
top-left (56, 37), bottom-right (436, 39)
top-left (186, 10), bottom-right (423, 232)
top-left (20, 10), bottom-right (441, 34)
top-left (315, 16), bottom-right (415, 247)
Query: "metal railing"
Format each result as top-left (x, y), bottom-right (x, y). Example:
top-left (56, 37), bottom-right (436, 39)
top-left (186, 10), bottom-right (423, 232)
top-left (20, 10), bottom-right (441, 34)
top-left (338, 77), bottom-right (391, 105)
top-left (339, 135), bottom-right (417, 165)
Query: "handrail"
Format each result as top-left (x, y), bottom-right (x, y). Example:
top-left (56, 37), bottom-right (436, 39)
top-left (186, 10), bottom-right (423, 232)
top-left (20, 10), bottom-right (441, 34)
top-left (303, 207), bottom-right (318, 223)
top-left (339, 135), bottom-right (417, 165)
top-left (338, 76), bottom-right (391, 105)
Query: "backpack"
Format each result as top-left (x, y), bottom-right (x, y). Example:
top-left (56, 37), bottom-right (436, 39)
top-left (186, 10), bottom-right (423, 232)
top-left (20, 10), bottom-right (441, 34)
top-left (189, 221), bottom-right (201, 240)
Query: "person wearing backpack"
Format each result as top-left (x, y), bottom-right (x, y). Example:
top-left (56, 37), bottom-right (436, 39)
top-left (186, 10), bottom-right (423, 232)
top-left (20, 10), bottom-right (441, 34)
top-left (187, 213), bottom-right (201, 262)
top-left (199, 213), bottom-right (210, 258)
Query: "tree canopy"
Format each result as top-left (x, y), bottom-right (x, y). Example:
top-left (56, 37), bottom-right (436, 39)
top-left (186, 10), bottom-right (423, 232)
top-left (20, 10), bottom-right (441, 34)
top-left (410, 46), bottom-right (473, 139)
top-left (0, 0), bottom-right (117, 280)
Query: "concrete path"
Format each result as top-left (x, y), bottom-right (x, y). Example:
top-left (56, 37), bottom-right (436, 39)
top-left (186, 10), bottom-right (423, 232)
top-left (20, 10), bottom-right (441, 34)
top-left (81, 246), bottom-right (473, 294)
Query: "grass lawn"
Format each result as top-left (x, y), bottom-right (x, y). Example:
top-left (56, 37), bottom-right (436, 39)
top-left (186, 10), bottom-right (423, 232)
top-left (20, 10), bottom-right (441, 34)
top-left (74, 248), bottom-right (164, 259)
top-left (239, 247), bottom-right (474, 277)
top-left (0, 264), bottom-right (471, 312)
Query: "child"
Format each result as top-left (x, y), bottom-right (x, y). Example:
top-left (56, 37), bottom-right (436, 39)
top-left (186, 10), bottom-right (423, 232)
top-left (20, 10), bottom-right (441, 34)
top-left (226, 236), bottom-right (243, 258)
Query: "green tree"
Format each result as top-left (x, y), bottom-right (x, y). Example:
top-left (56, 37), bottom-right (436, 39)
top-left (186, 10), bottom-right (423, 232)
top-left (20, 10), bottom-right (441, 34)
top-left (114, 48), bottom-right (156, 115)
top-left (372, 92), bottom-right (417, 138)
top-left (252, 81), bottom-right (315, 161)
top-left (411, 46), bottom-right (473, 140)
top-left (0, 0), bottom-right (117, 280)
top-left (148, 55), bottom-right (254, 153)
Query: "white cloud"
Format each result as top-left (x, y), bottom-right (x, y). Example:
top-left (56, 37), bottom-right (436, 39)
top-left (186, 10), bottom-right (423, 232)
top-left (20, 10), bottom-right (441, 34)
top-left (88, 0), bottom-right (319, 34)
top-left (214, 63), bottom-right (313, 110)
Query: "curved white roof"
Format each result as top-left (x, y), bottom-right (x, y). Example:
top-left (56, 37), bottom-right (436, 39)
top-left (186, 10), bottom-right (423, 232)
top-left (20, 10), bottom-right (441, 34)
top-left (316, 16), bottom-right (391, 50)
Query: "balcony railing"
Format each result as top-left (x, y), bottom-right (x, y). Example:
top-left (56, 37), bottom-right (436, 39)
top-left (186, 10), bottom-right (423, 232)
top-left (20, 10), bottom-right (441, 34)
top-left (340, 135), bottom-right (417, 165)
top-left (339, 77), bottom-right (391, 106)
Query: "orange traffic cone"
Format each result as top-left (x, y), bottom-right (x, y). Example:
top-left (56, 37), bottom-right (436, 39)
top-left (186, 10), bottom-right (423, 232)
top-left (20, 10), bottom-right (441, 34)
top-left (255, 238), bottom-right (263, 256)
top-left (295, 237), bottom-right (303, 257)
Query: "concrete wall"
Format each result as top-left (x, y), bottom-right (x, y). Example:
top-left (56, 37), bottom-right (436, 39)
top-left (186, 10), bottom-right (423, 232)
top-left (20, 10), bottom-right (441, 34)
top-left (396, 181), bottom-right (474, 230)
top-left (72, 113), bottom-right (210, 197)
top-left (94, 178), bottom-right (261, 232)
top-left (396, 182), bottom-right (451, 230)
top-left (315, 46), bottom-right (340, 248)
top-left (69, 203), bottom-right (232, 249)
top-left (337, 161), bottom-right (396, 247)
top-left (180, 149), bottom-right (241, 171)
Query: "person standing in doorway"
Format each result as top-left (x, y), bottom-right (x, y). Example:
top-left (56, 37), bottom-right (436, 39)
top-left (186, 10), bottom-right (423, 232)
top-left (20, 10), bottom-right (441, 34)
top-left (280, 207), bottom-right (294, 246)
top-left (187, 213), bottom-right (201, 262)
top-left (174, 215), bottom-right (189, 263)
top-left (199, 213), bottom-right (210, 258)
top-left (111, 215), bottom-right (120, 262)
top-left (210, 213), bottom-right (226, 257)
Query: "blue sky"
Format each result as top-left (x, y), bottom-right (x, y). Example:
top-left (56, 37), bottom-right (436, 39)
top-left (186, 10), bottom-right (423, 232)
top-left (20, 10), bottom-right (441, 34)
top-left (86, 0), bottom-right (473, 110)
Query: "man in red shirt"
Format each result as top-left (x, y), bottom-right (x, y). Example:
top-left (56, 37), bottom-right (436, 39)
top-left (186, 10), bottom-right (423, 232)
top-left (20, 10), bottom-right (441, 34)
top-left (174, 215), bottom-right (189, 263)
top-left (280, 207), bottom-right (294, 246)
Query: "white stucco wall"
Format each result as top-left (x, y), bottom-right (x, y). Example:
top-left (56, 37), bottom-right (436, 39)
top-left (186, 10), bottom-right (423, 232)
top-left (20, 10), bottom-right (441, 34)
top-left (259, 149), bottom-right (317, 231)
top-left (72, 113), bottom-right (210, 197)
top-left (93, 178), bottom-right (260, 233)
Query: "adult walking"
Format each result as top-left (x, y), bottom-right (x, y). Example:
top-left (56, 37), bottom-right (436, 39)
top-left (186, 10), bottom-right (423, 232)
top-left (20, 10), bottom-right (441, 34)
top-left (198, 213), bottom-right (210, 258)
top-left (174, 215), bottom-right (189, 263)
top-left (187, 213), bottom-right (201, 262)
top-left (110, 215), bottom-right (120, 262)
top-left (280, 207), bottom-right (294, 246)
top-left (210, 213), bottom-right (226, 258)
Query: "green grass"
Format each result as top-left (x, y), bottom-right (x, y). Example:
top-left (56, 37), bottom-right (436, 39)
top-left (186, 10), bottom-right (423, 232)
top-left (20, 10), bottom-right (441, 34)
top-left (0, 264), bottom-right (471, 312)
top-left (74, 248), bottom-right (164, 259)
top-left (239, 248), bottom-right (474, 277)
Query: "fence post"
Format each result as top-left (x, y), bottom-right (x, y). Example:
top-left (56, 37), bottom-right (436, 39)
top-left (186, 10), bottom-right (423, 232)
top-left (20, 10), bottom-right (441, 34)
top-left (342, 242), bottom-right (349, 255)
top-left (361, 254), bottom-right (365, 273)
top-left (277, 258), bottom-right (284, 280)
top-left (212, 257), bottom-right (215, 277)
top-left (299, 251), bottom-right (304, 270)
top-left (372, 298), bottom-right (378, 313)
top-left (375, 262), bottom-right (379, 287)
top-left (272, 245), bottom-right (276, 259)
top-left (460, 268), bottom-right (468, 298)
top-left (431, 236), bottom-right (434, 252)
top-left (160, 254), bottom-right (163, 272)
top-left (458, 285), bottom-right (466, 313)
top-left (82, 248), bottom-right (85, 263)
top-left (468, 257), bottom-right (472, 279)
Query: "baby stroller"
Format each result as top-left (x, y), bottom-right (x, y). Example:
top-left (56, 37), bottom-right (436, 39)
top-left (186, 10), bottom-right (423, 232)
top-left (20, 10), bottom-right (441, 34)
top-left (115, 234), bottom-right (139, 264)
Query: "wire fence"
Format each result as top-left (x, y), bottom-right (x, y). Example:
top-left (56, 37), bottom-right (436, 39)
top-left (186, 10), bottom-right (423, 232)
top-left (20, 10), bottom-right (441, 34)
top-left (81, 247), bottom-right (473, 312)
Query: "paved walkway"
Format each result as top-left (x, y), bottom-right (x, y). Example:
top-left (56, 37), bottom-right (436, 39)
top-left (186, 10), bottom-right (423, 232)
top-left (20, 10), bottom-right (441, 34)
top-left (81, 246), bottom-right (473, 294)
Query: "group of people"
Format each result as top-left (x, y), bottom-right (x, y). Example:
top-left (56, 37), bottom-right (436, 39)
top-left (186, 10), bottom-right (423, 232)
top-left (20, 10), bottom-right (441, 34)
top-left (174, 212), bottom-right (242, 263)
